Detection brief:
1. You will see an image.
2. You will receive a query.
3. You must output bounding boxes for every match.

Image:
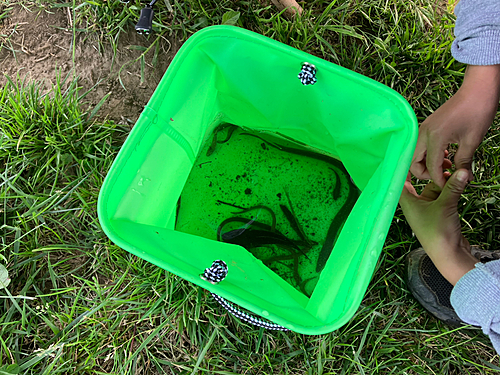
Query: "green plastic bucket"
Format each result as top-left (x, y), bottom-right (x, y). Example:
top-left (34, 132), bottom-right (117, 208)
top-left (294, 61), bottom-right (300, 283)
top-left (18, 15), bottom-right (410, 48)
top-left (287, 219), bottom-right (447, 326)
top-left (97, 25), bottom-right (417, 334)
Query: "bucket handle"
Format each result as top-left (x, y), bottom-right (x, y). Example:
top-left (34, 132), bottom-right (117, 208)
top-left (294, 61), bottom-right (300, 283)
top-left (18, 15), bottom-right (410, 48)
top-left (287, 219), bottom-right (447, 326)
top-left (201, 260), bottom-right (289, 331)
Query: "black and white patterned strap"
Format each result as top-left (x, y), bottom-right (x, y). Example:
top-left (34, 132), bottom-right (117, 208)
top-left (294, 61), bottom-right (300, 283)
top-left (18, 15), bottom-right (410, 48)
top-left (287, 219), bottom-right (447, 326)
top-left (298, 62), bottom-right (317, 85)
top-left (201, 260), bottom-right (289, 331)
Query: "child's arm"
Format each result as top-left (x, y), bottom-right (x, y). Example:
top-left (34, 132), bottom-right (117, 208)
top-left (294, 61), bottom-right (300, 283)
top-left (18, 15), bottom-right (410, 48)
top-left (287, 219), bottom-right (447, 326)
top-left (399, 170), bottom-right (500, 355)
top-left (410, 65), bottom-right (500, 188)
top-left (399, 170), bottom-right (478, 286)
top-left (410, 0), bottom-right (500, 187)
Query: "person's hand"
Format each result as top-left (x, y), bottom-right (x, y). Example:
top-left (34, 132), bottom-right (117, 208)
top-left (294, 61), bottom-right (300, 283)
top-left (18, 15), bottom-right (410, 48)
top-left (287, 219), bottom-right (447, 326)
top-left (411, 65), bottom-right (500, 188)
top-left (399, 169), bottom-right (478, 285)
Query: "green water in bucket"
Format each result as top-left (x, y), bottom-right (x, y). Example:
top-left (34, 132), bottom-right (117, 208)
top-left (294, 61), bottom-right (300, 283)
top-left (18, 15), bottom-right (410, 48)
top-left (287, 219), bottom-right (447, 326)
top-left (175, 123), bottom-right (360, 296)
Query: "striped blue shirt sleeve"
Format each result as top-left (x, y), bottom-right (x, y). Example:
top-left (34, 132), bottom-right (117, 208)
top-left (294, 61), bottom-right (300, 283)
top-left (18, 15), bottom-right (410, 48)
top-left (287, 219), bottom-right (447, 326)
top-left (450, 259), bottom-right (500, 355)
top-left (451, 0), bottom-right (500, 65)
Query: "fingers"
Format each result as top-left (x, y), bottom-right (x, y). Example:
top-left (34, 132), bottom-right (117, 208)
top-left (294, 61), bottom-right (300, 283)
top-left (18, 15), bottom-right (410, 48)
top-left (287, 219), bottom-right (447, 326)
top-left (454, 143), bottom-right (476, 182)
top-left (402, 180), bottom-right (418, 197)
top-left (399, 181), bottom-right (419, 207)
top-left (410, 142), bottom-right (452, 184)
top-left (410, 163), bottom-right (431, 180)
top-left (437, 169), bottom-right (469, 208)
top-left (442, 158), bottom-right (452, 170)
top-left (410, 134), bottom-right (431, 177)
top-left (426, 145), bottom-right (448, 189)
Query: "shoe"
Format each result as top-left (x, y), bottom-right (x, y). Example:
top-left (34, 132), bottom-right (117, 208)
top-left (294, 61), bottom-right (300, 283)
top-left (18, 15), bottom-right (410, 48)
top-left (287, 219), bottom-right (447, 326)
top-left (470, 247), bottom-right (500, 262)
top-left (405, 246), bottom-right (500, 327)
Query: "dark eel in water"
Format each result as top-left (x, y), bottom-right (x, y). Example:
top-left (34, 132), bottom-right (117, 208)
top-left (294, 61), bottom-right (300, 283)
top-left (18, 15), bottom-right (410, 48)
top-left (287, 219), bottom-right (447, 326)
top-left (217, 202), bottom-right (311, 258)
top-left (330, 168), bottom-right (341, 201)
top-left (222, 227), bottom-right (307, 257)
top-left (263, 253), bottom-right (302, 287)
top-left (217, 217), bottom-right (274, 242)
top-left (240, 132), bottom-right (346, 172)
top-left (279, 191), bottom-right (317, 247)
top-left (231, 205), bottom-right (277, 232)
top-left (206, 123), bottom-right (237, 156)
top-left (316, 170), bottom-right (360, 272)
top-left (299, 276), bottom-right (316, 297)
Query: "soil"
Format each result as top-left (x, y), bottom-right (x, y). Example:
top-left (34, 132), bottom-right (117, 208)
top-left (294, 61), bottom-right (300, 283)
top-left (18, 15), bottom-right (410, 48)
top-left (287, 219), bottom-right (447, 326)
top-left (0, 4), bottom-right (181, 124)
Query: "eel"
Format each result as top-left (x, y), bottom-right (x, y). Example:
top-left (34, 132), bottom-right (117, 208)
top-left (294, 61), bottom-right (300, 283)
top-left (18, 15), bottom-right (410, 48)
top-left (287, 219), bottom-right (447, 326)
top-left (299, 276), bottom-right (316, 297)
top-left (231, 205), bottom-right (277, 232)
top-left (330, 168), bottom-right (341, 201)
top-left (316, 175), bottom-right (360, 272)
top-left (217, 124), bottom-right (237, 144)
top-left (216, 217), bottom-right (274, 242)
top-left (264, 255), bottom-right (302, 288)
top-left (206, 123), bottom-right (237, 156)
top-left (175, 197), bottom-right (181, 228)
top-left (240, 132), bottom-right (346, 171)
top-left (280, 191), bottom-right (317, 247)
top-left (220, 215), bottom-right (258, 241)
top-left (221, 227), bottom-right (306, 256)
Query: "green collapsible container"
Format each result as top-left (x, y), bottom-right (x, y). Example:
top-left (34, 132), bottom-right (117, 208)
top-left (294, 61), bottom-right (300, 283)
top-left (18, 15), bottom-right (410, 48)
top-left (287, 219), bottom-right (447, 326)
top-left (97, 25), bottom-right (417, 334)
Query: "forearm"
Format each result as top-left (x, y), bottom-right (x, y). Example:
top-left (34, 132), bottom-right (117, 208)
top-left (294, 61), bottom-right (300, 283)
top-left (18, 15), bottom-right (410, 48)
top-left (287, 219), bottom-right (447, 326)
top-left (460, 65), bottom-right (500, 108)
top-left (425, 243), bottom-right (479, 286)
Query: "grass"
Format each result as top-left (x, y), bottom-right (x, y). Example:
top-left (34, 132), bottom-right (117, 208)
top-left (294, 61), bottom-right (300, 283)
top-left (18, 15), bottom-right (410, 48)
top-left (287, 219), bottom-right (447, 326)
top-left (1, 0), bottom-right (500, 373)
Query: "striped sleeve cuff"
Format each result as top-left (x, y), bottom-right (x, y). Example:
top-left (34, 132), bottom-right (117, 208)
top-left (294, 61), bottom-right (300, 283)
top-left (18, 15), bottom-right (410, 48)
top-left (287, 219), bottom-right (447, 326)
top-left (452, 0), bottom-right (500, 65)
top-left (452, 29), bottom-right (500, 65)
top-left (450, 259), bottom-right (500, 355)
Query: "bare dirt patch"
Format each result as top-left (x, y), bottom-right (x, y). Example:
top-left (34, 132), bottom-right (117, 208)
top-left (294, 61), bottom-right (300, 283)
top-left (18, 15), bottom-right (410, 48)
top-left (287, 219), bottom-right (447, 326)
top-left (0, 5), bottom-right (181, 123)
